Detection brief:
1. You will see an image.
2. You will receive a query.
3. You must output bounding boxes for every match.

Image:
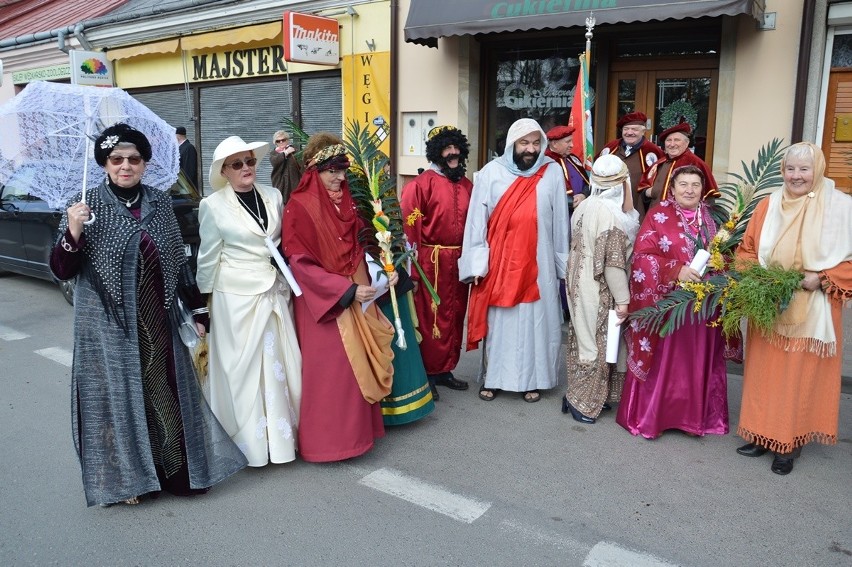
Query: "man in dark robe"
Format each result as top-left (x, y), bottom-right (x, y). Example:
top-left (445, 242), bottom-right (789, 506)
top-left (545, 124), bottom-right (590, 212)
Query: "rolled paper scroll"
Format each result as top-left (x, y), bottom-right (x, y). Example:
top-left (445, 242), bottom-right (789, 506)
top-left (265, 235), bottom-right (303, 296)
top-left (689, 249), bottom-right (711, 276)
top-left (606, 309), bottom-right (621, 364)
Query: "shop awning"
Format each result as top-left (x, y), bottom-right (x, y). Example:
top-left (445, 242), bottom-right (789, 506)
top-left (180, 21), bottom-right (281, 51)
top-left (106, 38), bottom-right (179, 61)
top-left (404, 0), bottom-right (766, 46)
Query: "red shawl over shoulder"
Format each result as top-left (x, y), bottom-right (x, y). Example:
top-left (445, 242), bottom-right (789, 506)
top-left (466, 164), bottom-right (547, 350)
top-left (282, 168), bottom-right (362, 276)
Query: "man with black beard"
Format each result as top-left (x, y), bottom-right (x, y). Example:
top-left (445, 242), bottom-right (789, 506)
top-left (400, 126), bottom-right (474, 401)
top-left (459, 118), bottom-right (568, 404)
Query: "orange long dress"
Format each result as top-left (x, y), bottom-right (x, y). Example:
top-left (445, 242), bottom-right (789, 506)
top-left (736, 199), bottom-right (852, 454)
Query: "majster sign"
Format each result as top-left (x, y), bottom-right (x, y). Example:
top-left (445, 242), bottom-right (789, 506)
top-left (283, 12), bottom-right (339, 66)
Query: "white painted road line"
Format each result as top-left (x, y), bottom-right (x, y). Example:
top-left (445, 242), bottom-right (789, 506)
top-left (34, 347), bottom-right (73, 367)
top-left (0, 324), bottom-right (29, 341)
top-left (584, 541), bottom-right (680, 567)
top-left (499, 518), bottom-right (589, 554)
top-left (359, 467), bottom-right (492, 524)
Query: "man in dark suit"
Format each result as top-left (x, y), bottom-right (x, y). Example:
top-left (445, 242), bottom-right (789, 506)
top-left (175, 126), bottom-right (199, 190)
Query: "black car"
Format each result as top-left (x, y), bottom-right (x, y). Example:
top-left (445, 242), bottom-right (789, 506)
top-left (0, 172), bottom-right (201, 304)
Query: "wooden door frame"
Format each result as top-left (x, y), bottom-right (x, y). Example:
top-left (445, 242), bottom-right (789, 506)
top-left (820, 68), bottom-right (852, 194)
top-left (605, 57), bottom-right (720, 167)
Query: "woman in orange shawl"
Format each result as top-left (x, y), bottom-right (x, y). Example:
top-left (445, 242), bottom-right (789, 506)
top-left (735, 142), bottom-right (852, 475)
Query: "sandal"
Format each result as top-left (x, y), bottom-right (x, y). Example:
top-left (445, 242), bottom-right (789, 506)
top-left (523, 390), bottom-right (541, 403)
top-left (479, 386), bottom-right (498, 401)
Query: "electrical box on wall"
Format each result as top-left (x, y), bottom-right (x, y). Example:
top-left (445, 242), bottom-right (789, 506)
top-left (402, 112), bottom-right (437, 156)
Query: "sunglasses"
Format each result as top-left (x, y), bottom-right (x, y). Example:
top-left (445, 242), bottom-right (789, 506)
top-left (274, 139), bottom-right (289, 144)
top-left (107, 155), bottom-right (144, 166)
top-left (225, 157), bottom-right (258, 170)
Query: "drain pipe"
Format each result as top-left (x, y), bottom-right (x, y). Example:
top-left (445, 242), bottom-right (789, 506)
top-left (791, 1), bottom-right (816, 143)
top-left (56, 28), bottom-right (69, 53)
top-left (74, 23), bottom-right (93, 51)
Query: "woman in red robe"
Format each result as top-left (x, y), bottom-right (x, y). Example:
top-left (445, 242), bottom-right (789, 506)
top-left (281, 133), bottom-right (396, 462)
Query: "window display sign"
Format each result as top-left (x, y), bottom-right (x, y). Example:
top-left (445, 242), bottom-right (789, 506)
top-left (487, 47), bottom-right (590, 157)
top-left (283, 12), bottom-right (340, 66)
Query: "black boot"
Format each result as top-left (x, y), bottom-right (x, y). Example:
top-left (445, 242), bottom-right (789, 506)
top-left (736, 443), bottom-right (769, 457)
top-left (561, 396), bottom-right (595, 424)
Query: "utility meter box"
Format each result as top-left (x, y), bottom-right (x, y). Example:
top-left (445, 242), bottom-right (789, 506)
top-left (402, 112), bottom-right (437, 156)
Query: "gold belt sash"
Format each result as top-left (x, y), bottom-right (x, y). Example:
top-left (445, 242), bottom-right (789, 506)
top-left (421, 244), bottom-right (461, 338)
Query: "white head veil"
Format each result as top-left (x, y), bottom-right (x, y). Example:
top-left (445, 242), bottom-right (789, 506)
top-left (587, 154), bottom-right (640, 241)
top-left (499, 118), bottom-right (552, 176)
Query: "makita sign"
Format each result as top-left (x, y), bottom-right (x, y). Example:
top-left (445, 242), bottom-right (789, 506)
top-left (283, 12), bottom-right (340, 66)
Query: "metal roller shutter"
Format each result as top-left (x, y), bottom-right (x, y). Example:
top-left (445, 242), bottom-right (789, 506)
top-left (199, 79), bottom-right (295, 191)
top-left (129, 73), bottom-right (340, 195)
top-left (300, 75), bottom-right (343, 139)
top-left (131, 89), bottom-right (195, 143)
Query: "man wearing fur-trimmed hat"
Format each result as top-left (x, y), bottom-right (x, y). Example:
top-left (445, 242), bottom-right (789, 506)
top-left (597, 112), bottom-right (664, 218)
top-left (545, 125), bottom-right (590, 210)
top-left (400, 125), bottom-right (474, 401)
top-left (638, 121), bottom-right (719, 210)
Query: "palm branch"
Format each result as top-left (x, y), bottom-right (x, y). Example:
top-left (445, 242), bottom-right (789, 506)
top-left (343, 120), bottom-right (409, 260)
top-left (711, 138), bottom-right (785, 239)
top-left (628, 264), bottom-right (802, 339)
top-left (629, 274), bottom-right (730, 337)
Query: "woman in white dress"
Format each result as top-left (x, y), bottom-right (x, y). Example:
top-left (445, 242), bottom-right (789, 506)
top-left (196, 136), bottom-right (302, 466)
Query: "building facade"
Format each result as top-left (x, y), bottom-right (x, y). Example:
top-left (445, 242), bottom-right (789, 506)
top-left (394, 0), bottom-right (852, 195)
top-left (1, 0), bottom-right (391, 194)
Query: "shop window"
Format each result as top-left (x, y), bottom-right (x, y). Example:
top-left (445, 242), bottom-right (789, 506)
top-left (485, 45), bottom-right (586, 158)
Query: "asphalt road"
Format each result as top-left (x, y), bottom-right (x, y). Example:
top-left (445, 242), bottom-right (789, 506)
top-left (1, 273), bottom-right (850, 566)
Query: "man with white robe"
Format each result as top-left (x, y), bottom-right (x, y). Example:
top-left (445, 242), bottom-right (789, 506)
top-left (459, 118), bottom-right (569, 402)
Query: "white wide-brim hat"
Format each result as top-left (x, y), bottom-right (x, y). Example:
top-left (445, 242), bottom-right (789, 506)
top-left (208, 135), bottom-right (270, 191)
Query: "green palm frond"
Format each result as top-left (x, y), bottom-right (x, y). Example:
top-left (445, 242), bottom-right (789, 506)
top-left (629, 274), bottom-right (730, 337)
top-left (628, 264), bottom-right (802, 339)
top-left (343, 120), bottom-right (408, 260)
top-left (279, 117), bottom-right (308, 163)
top-left (711, 138), bottom-right (785, 230)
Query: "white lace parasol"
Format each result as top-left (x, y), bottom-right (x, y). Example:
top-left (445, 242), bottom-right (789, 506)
top-left (0, 81), bottom-right (179, 209)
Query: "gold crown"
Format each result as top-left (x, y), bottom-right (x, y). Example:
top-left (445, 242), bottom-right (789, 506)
top-left (427, 125), bottom-right (456, 140)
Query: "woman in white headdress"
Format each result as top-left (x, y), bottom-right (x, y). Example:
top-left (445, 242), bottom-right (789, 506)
top-left (562, 154), bottom-right (639, 423)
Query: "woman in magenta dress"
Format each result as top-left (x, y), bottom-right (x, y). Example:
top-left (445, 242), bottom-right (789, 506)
top-left (618, 165), bottom-right (730, 438)
top-left (281, 133), bottom-right (397, 462)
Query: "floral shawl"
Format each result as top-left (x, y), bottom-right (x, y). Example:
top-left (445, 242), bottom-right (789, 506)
top-left (626, 199), bottom-right (717, 380)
